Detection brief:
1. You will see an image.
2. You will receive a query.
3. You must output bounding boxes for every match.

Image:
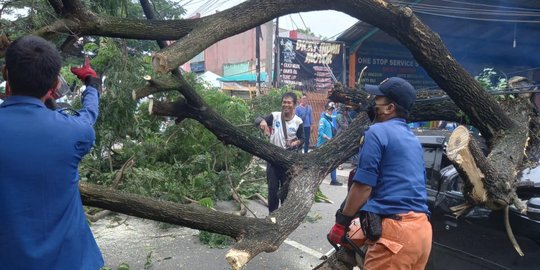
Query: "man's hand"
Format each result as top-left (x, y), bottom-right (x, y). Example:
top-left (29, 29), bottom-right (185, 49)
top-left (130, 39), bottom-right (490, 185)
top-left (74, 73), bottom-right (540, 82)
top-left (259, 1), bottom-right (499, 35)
top-left (327, 209), bottom-right (354, 248)
top-left (259, 120), bottom-right (271, 136)
top-left (70, 56), bottom-right (97, 81)
top-left (71, 56), bottom-right (101, 92)
top-left (327, 223), bottom-right (347, 247)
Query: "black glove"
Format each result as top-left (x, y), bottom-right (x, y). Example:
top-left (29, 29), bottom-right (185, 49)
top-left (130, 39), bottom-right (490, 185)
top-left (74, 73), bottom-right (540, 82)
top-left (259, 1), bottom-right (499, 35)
top-left (336, 209), bottom-right (354, 227)
top-left (84, 76), bottom-right (102, 93)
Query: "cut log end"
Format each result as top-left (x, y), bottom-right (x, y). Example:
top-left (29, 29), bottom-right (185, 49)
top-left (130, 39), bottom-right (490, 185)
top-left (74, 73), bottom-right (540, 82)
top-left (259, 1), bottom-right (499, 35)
top-left (143, 75), bottom-right (152, 81)
top-left (226, 249), bottom-right (251, 270)
top-left (152, 53), bottom-right (170, 74)
top-left (447, 125), bottom-right (470, 159)
top-left (447, 125), bottom-right (487, 204)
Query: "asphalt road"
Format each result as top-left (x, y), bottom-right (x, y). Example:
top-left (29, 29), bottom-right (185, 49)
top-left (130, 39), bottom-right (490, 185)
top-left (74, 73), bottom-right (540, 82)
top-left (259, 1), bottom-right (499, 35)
top-left (92, 165), bottom-right (354, 270)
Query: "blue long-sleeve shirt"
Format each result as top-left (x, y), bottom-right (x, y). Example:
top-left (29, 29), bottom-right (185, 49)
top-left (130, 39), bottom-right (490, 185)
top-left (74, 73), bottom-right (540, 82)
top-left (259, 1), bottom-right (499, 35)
top-left (0, 87), bottom-right (103, 270)
top-left (295, 104), bottom-right (312, 127)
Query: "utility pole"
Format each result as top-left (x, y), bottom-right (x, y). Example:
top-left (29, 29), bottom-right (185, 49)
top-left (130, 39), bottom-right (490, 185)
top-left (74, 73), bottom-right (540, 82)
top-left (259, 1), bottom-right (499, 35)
top-left (265, 21), bottom-right (274, 88)
top-left (273, 17), bottom-right (280, 88)
top-left (255, 25), bottom-right (262, 96)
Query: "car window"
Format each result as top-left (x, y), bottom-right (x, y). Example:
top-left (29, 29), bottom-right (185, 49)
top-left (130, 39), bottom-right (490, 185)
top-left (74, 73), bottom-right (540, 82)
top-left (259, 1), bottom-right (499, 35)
top-left (423, 146), bottom-right (441, 189)
top-left (447, 175), bottom-right (464, 194)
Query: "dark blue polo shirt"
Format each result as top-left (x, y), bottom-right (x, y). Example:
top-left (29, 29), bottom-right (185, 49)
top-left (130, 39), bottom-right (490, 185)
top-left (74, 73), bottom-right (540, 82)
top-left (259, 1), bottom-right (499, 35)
top-left (0, 87), bottom-right (103, 269)
top-left (353, 118), bottom-right (429, 215)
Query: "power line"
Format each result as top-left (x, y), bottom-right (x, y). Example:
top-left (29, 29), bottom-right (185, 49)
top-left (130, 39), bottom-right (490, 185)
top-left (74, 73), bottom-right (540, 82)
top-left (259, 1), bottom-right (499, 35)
top-left (298, 13), bottom-right (308, 30)
top-left (412, 10), bottom-right (540, 23)
top-left (327, 28), bottom-right (349, 40)
top-left (440, 0), bottom-right (540, 12)
top-left (202, 0), bottom-right (223, 14)
top-left (410, 5), bottom-right (540, 17)
top-left (192, 0), bottom-right (218, 16)
top-left (213, 0), bottom-right (236, 12)
top-left (397, 1), bottom-right (540, 14)
top-left (507, 67), bottom-right (540, 75)
top-left (396, 0), bottom-right (540, 13)
top-left (288, 15), bottom-right (298, 30)
top-left (393, 0), bottom-right (540, 23)
top-left (292, 13), bottom-right (320, 41)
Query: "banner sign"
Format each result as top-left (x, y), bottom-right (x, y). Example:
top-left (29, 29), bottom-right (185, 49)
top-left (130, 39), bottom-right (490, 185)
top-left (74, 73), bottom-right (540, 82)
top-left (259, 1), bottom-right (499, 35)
top-left (279, 37), bottom-right (344, 92)
top-left (355, 45), bottom-right (436, 90)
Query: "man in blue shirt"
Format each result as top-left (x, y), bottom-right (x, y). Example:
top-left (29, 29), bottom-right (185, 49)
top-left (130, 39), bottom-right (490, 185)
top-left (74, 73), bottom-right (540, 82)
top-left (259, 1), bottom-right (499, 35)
top-left (328, 77), bottom-right (432, 269)
top-left (295, 93), bottom-right (312, 153)
top-left (0, 35), bottom-right (103, 269)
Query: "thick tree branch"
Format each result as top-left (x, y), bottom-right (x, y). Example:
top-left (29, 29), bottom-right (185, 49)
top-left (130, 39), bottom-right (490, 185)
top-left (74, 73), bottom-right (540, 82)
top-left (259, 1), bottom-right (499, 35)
top-left (149, 98), bottom-right (295, 168)
top-left (333, 1), bottom-right (515, 140)
top-left (77, 16), bottom-right (198, 40)
top-left (35, 4), bottom-right (197, 40)
top-left (132, 75), bottom-right (180, 100)
top-left (330, 83), bottom-right (466, 124)
top-left (34, 19), bottom-right (79, 40)
top-left (79, 182), bottom-right (275, 238)
top-left (152, 0), bottom-right (336, 73)
top-left (31, 0), bottom-right (524, 142)
top-left (149, 0), bottom-right (513, 141)
top-left (139, 0), bottom-right (169, 49)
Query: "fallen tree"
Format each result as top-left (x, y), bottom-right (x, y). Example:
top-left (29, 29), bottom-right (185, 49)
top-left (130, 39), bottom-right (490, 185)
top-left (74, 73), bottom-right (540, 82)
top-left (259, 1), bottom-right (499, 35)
top-left (3, 0), bottom-right (540, 269)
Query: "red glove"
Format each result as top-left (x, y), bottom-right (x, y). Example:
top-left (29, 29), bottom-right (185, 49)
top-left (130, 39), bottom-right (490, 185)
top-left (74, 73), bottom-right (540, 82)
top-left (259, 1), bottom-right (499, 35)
top-left (327, 209), bottom-right (354, 249)
top-left (70, 56), bottom-right (97, 81)
top-left (327, 223), bottom-right (347, 247)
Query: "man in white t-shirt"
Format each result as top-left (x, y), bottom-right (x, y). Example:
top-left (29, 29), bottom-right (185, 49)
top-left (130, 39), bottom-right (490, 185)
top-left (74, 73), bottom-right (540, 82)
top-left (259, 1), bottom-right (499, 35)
top-left (256, 92), bottom-right (304, 212)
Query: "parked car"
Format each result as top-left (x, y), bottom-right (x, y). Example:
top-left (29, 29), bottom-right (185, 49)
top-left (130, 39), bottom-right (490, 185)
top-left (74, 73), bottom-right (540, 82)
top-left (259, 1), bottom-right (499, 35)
top-left (417, 130), bottom-right (540, 270)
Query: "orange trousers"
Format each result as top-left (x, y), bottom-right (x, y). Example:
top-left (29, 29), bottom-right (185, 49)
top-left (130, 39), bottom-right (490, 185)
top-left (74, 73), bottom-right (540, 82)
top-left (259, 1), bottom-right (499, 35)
top-left (363, 211), bottom-right (432, 270)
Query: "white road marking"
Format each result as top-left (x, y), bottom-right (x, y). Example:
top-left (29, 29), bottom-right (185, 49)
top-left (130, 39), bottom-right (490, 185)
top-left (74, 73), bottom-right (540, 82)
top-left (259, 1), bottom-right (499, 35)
top-left (284, 238), bottom-right (325, 258)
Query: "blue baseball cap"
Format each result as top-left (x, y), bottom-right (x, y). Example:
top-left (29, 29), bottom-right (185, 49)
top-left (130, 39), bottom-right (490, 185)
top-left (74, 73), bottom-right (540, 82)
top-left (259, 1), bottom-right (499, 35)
top-left (364, 77), bottom-right (416, 113)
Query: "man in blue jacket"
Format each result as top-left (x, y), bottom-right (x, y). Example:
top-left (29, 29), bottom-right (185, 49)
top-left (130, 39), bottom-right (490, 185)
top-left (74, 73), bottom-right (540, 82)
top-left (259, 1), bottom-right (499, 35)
top-left (318, 101), bottom-right (342, 186)
top-left (0, 35), bottom-right (104, 269)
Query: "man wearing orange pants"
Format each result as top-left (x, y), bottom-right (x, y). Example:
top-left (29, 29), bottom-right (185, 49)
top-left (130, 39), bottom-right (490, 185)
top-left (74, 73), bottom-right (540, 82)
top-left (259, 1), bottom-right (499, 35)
top-left (328, 77), bottom-right (432, 269)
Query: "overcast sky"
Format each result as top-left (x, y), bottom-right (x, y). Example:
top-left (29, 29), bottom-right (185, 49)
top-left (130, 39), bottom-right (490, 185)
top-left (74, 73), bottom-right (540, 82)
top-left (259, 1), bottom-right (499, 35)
top-left (181, 0), bottom-right (359, 39)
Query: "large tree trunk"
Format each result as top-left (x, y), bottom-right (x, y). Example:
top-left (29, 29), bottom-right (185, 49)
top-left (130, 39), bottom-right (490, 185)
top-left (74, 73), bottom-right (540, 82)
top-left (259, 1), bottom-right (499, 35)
top-left (10, 0), bottom-right (536, 269)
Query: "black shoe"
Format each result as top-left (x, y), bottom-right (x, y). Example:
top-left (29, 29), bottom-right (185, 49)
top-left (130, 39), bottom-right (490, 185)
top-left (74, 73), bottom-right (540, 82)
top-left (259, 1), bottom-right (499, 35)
top-left (330, 181), bottom-right (343, 186)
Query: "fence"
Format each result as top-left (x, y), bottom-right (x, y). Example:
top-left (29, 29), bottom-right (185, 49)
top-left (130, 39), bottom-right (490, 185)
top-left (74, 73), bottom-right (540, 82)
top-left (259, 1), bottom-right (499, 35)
top-left (305, 92), bottom-right (330, 149)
